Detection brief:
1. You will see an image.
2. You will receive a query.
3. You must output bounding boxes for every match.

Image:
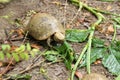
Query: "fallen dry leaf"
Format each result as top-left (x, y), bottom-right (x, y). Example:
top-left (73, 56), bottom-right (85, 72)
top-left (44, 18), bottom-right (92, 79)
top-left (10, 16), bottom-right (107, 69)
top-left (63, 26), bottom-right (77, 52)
top-left (106, 5), bottom-right (112, 11)
top-left (75, 71), bottom-right (83, 79)
top-left (66, 24), bottom-right (71, 29)
top-left (31, 43), bottom-right (41, 49)
top-left (51, 1), bottom-right (61, 6)
top-left (94, 60), bottom-right (102, 65)
top-left (106, 24), bottom-right (114, 35)
top-left (0, 62), bottom-right (3, 67)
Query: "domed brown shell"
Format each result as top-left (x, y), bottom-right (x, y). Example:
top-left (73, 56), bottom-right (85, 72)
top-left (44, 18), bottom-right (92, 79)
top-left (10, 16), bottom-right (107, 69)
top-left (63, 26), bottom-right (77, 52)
top-left (26, 13), bottom-right (65, 41)
top-left (82, 73), bottom-right (108, 80)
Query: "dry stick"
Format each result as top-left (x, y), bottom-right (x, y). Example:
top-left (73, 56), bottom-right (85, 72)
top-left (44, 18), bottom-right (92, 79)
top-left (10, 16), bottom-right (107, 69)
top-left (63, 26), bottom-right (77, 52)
top-left (69, 2), bottom-right (82, 28)
top-left (63, 0), bottom-right (68, 28)
top-left (1, 57), bottom-right (14, 75)
top-left (19, 53), bottom-right (44, 74)
top-left (19, 59), bottom-right (45, 74)
top-left (22, 31), bottom-right (29, 44)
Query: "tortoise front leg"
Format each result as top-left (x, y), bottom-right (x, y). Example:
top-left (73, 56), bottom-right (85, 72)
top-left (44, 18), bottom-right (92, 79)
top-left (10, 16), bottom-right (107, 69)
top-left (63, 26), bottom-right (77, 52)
top-left (47, 37), bottom-right (52, 47)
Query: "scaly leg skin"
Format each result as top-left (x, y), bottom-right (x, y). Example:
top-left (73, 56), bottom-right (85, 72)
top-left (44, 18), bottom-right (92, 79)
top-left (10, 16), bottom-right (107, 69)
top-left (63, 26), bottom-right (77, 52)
top-left (47, 37), bottom-right (53, 47)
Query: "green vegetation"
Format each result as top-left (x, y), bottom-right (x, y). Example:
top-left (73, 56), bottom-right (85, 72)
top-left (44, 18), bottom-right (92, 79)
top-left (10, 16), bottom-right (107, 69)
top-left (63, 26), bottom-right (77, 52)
top-left (0, 43), bottom-right (39, 62)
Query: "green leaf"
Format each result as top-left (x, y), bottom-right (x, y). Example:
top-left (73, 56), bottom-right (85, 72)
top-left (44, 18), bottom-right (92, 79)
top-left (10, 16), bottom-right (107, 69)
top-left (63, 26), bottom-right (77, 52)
top-left (80, 48), bottom-right (106, 67)
top-left (55, 41), bottom-right (74, 70)
top-left (0, 51), bottom-right (4, 60)
top-left (1, 44), bottom-right (11, 51)
top-left (115, 74), bottom-right (120, 80)
top-left (102, 54), bottom-right (120, 75)
top-left (6, 53), bottom-right (11, 59)
top-left (26, 43), bottom-right (31, 51)
top-left (30, 49), bottom-right (39, 57)
top-left (45, 54), bottom-right (57, 62)
top-left (44, 50), bottom-right (59, 55)
top-left (15, 44), bottom-right (25, 53)
top-left (19, 53), bottom-right (25, 60)
top-left (65, 29), bottom-right (89, 42)
top-left (110, 41), bottom-right (120, 63)
top-left (44, 50), bottom-right (59, 62)
top-left (24, 53), bottom-right (29, 60)
top-left (12, 53), bottom-right (19, 62)
top-left (92, 38), bottom-right (105, 47)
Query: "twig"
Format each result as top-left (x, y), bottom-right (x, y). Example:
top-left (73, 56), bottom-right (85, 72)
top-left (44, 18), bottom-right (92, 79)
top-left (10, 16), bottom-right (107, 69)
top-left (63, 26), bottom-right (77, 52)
top-left (63, 0), bottom-right (68, 28)
top-left (1, 57), bottom-right (14, 75)
top-left (19, 54), bottom-right (44, 74)
top-left (69, 2), bottom-right (83, 28)
top-left (22, 31), bottom-right (28, 44)
top-left (19, 59), bottom-right (45, 74)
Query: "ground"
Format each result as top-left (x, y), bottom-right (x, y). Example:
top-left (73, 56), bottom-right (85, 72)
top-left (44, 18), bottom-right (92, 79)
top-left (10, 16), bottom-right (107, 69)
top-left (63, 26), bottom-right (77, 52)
top-left (0, 0), bottom-right (119, 80)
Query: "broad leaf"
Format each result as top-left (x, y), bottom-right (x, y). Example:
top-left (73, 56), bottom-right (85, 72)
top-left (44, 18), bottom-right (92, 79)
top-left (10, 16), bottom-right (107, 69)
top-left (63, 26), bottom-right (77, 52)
top-left (92, 38), bottom-right (105, 47)
top-left (102, 54), bottom-right (120, 76)
top-left (80, 48), bottom-right (106, 67)
top-left (66, 29), bottom-right (89, 42)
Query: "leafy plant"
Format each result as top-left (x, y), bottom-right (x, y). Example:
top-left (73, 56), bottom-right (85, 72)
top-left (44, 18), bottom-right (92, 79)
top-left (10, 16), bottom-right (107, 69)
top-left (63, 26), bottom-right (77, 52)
top-left (0, 43), bottom-right (39, 62)
top-left (54, 41), bottom-right (74, 70)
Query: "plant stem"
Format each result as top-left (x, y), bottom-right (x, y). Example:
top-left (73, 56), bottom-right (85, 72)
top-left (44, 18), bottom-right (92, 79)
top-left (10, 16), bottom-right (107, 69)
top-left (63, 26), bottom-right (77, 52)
top-left (71, 44), bottom-right (88, 80)
top-left (112, 23), bottom-right (117, 41)
top-left (70, 0), bottom-right (104, 80)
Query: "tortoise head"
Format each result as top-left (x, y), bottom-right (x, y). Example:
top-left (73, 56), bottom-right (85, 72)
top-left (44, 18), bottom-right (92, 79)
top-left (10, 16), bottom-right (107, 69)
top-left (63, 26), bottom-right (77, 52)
top-left (53, 32), bottom-right (65, 42)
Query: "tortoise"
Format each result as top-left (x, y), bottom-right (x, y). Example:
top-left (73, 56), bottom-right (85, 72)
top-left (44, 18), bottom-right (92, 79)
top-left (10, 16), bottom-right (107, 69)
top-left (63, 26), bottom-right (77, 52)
top-left (26, 13), bottom-right (65, 47)
top-left (82, 73), bottom-right (108, 80)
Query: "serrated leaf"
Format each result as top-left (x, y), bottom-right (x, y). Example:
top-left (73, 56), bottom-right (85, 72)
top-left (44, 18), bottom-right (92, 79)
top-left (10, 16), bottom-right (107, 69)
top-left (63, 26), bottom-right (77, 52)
top-left (6, 53), bottom-right (11, 59)
top-left (26, 43), bottom-right (31, 51)
top-left (12, 53), bottom-right (19, 62)
top-left (0, 51), bottom-right (4, 60)
top-left (65, 29), bottom-right (89, 42)
top-left (15, 44), bottom-right (25, 53)
top-left (1, 44), bottom-right (11, 51)
top-left (102, 54), bottom-right (120, 75)
top-left (115, 74), bottom-right (120, 80)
